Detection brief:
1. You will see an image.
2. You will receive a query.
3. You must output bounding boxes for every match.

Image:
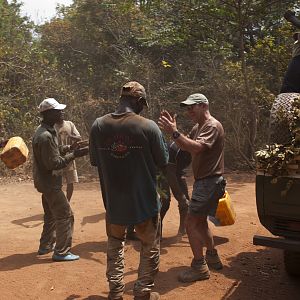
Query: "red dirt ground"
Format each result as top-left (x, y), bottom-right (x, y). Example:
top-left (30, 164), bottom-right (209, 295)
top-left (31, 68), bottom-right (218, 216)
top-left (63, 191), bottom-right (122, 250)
top-left (0, 172), bottom-right (299, 300)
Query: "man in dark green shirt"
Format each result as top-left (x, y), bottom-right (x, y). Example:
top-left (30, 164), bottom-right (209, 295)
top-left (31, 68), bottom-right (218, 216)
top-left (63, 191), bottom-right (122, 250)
top-left (32, 98), bottom-right (88, 261)
top-left (90, 82), bottom-right (168, 300)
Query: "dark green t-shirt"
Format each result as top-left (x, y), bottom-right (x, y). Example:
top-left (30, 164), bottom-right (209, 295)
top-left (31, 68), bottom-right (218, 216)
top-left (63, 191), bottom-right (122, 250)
top-left (90, 112), bottom-right (169, 225)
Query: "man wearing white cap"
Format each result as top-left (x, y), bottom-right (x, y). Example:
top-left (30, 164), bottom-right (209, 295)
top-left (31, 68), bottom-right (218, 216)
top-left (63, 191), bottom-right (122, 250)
top-left (159, 93), bottom-right (226, 282)
top-left (32, 98), bottom-right (88, 261)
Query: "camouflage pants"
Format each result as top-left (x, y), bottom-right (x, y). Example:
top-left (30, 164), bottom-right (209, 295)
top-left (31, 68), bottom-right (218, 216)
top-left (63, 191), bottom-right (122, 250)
top-left (106, 214), bottom-right (160, 299)
top-left (159, 163), bottom-right (189, 220)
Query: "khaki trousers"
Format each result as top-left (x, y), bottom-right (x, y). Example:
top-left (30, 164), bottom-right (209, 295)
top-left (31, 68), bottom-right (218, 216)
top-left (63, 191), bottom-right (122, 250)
top-left (106, 214), bottom-right (160, 299)
top-left (39, 189), bottom-right (74, 255)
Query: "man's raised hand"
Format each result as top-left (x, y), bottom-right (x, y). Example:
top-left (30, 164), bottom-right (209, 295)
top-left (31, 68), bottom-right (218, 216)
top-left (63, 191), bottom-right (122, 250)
top-left (158, 109), bottom-right (177, 134)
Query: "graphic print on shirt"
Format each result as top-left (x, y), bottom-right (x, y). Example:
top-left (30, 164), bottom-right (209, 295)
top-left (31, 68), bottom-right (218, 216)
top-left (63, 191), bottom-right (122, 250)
top-left (101, 134), bottom-right (142, 159)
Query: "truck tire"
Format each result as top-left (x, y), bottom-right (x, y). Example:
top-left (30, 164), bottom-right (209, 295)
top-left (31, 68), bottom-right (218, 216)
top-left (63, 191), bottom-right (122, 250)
top-left (269, 93), bottom-right (300, 144)
top-left (284, 250), bottom-right (300, 276)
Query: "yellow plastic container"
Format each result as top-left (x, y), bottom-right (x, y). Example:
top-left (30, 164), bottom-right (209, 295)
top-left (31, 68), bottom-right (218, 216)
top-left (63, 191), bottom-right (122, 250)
top-left (215, 191), bottom-right (236, 226)
top-left (0, 137), bottom-right (29, 169)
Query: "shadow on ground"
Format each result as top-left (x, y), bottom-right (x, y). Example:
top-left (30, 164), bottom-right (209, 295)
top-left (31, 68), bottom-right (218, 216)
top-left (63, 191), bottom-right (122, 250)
top-left (81, 213), bottom-right (105, 226)
top-left (11, 214), bottom-right (44, 228)
top-left (0, 252), bottom-right (54, 271)
top-left (65, 295), bottom-right (107, 300)
top-left (218, 248), bottom-right (300, 300)
top-left (11, 212), bottom-right (105, 228)
top-left (0, 241), bottom-right (107, 271)
top-left (71, 241), bottom-right (107, 263)
top-left (118, 248), bottom-right (300, 299)
top-left (128, 234), bottom-right (229, 256)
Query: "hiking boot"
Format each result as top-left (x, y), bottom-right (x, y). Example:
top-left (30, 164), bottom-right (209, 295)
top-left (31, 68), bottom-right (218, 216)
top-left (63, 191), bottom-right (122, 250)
top-left (205, 249), bottom-right (223, 270)
top-left (52, 252), bottom-right (80, 262)
top-left (134, 292), bottom-right (160, 300)
top-left (178, 259), bottom-right (210, 282)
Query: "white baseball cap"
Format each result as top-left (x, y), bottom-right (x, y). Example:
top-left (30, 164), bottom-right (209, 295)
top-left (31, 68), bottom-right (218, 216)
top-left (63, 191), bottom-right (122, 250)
top-left (38, 98), bottom-right (66, 113)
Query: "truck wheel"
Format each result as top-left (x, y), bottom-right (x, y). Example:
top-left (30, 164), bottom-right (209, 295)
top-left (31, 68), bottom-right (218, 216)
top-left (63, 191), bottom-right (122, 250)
top-left (269, 93), bottom-right (299, 144)
top-left (284, 250), bottom-right (300, 276)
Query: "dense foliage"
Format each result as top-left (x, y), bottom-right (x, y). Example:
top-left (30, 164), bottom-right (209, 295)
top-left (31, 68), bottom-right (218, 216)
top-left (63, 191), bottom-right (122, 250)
top-left (256, 97), bottom-right (300, 176)
top-left (1, 0), bottom-right (300, 175)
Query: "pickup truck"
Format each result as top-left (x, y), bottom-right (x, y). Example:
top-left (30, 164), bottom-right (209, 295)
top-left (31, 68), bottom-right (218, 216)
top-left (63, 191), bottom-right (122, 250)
top-left (253, 93), bottom-right (300, 276)
top-left (254, 173), bottom-right (300, 276)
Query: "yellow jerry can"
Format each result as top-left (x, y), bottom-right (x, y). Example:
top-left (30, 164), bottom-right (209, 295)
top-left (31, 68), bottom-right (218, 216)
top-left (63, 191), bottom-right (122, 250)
top-left (214, 191), bottom-right (236, 226)
top-left (0, 137), bottom-right (29, 169)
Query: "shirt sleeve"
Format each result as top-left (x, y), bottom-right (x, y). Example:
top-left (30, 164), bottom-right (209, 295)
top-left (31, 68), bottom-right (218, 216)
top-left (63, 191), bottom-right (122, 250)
top-left (187, 124), bottom-right (198, 139)
top-left (70, 121), bottom-right (81, 138)
top-left (196, 125), bottom-right (219, 149)
top-left (148, 121), bottom-right (169, 169)
top-left (89, 121), bottom-right (99, 167)
top-left (40, 134), bottom-right (75, 170)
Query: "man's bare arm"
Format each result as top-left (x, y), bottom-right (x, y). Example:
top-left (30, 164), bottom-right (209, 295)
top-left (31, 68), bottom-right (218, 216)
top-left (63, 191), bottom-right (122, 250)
top-left (170, 132), bottom-right (207, 155)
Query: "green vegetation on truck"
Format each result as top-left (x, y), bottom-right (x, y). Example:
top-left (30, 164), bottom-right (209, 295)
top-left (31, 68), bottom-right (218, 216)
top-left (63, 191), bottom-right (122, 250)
top-left (254, 94), bottom-right (300, 277)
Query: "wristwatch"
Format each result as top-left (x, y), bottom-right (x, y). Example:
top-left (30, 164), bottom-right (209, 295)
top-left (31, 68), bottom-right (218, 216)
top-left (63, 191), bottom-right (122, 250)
top-left (172, 131), bottom-right (181, 139)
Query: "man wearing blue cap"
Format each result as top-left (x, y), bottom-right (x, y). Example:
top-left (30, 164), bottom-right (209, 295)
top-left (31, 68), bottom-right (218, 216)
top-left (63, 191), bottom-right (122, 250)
top-left (159, 93), bottom-right (226, 282)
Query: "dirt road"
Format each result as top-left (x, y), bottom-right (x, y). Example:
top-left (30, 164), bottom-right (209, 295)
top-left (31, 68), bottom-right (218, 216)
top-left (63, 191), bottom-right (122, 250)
top-left (0, 173), bottom-right (299, 300)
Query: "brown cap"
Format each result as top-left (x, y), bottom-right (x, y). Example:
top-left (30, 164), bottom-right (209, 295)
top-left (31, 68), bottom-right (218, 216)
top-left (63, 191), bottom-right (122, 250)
top-left (120, 81), bottom-right (148, 106)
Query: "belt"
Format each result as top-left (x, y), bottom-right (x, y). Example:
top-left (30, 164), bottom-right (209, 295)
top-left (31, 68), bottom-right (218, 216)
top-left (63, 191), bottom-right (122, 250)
top-left (198, 174), bottom-right (222, 180)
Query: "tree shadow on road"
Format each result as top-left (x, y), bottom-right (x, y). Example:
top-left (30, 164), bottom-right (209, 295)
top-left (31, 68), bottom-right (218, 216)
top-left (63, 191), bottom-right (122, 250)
top-left (122, 247), bottom-right (300, 299)
top-left (11, 213), bottom-right (44, 228)
top-left (219, 248), bottom-right (300, 300)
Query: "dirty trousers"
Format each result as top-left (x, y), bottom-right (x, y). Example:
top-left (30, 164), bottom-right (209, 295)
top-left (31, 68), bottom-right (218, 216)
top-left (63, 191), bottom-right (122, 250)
top-left (39, 189), bottom-right (74, 255)
top-left (106, 214), bottom-right (161, 299)
top-left (160, 163), bottom-right (189, 218)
